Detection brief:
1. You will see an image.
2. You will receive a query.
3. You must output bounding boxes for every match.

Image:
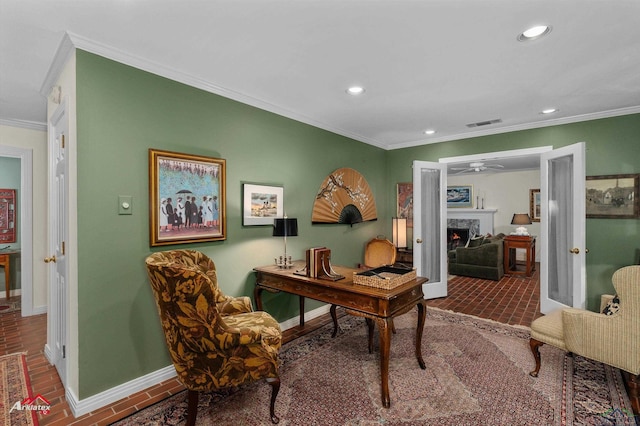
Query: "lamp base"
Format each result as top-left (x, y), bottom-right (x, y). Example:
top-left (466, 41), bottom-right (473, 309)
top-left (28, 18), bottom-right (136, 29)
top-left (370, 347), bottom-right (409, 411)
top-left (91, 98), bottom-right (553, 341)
top-left (513, 226), bottom-right (529, 236)
top-left (275, 255), bottom-right (294, 268)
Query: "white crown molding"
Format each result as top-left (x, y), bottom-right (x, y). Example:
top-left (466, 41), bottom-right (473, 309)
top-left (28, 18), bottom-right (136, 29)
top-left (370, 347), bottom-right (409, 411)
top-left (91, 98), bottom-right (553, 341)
top-left (39, 33), bottom-right (75, 98)
top-left (63, 32), bottom-right (386, 149)
top-left (388, 105), bottom-right (640, 150)
top-left (0, 118), bottom-right (46, 132)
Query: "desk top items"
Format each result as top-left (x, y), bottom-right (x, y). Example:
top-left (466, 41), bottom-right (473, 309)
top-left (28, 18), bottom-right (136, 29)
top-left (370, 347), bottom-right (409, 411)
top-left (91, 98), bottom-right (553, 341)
top-left (273, 217), bottom-right (298, 268)
top-left (0, 189), bottom-right (17, 243)
top-left (312, 168), bottom-right (377, 226)
top-left (304, 247), bottom-right (344, 281)
top-left (353, 266), bottom-right (416, 289)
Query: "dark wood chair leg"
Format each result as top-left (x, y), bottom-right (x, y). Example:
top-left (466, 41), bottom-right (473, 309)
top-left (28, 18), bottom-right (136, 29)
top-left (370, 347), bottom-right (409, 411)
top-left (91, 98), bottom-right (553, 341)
top-left (330, 304), bottom-right (339, 337)
top-left (529, 338), bottom-right (544, 377)
top-left (186, 390), bottom-right (199, 426)
top-left (266, 376), bottom-right (281, 424)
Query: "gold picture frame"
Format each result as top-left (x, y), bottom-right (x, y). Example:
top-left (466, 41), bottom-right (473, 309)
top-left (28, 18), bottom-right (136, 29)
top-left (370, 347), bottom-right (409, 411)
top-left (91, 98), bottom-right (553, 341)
top-left (529, 189), bottom-right (541, 222)
top-left (149, 149), bottom-right (226, 246)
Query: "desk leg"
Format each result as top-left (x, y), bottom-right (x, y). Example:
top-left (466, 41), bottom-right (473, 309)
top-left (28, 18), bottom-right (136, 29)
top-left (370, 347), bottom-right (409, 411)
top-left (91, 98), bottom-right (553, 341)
top-left (416, 300), bottom-right (427, 369)
top-left (376, 317), bottom-right (392, 408)
top-left (299, 296), bottom-right (305, 327)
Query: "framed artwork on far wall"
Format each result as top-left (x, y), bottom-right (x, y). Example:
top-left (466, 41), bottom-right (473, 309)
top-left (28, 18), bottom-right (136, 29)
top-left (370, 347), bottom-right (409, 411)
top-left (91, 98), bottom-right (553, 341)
top-left (586, 174), bottom-right (639, 219)
top-left (396, 182), bottom-right (413, 227)
top-left (149, 149), bottom-right (226, 246)
top-left (0, 188), bottom-right (17, 243)
top-left (529, 189), bottom-right (541, 222)
top-left (447, 185), bottom-right (473, 208)
top-left (242, 183), bottom-right (284, 226)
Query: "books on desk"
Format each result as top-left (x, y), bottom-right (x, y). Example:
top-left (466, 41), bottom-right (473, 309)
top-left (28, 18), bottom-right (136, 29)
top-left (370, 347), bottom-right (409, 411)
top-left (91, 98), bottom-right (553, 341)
top-left (305, 247), bottom-right (344, 281)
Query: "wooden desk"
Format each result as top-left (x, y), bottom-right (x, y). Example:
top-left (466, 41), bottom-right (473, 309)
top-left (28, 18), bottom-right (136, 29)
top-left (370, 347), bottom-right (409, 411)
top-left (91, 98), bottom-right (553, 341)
top-left (503, 235), bottom-right (536, 277)
top-left (0, 249), bottom-right (20, 299)
top-left (254, 261), bottom-right (428, 408)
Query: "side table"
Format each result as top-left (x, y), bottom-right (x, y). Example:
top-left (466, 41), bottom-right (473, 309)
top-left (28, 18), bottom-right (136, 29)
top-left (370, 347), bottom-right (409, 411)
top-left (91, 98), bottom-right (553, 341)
top-left (503, 235), bottom-right (536, 277)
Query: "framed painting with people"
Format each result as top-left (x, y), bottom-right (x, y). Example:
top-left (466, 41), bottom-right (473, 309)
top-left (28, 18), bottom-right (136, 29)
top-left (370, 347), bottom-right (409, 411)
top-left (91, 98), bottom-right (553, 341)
top-left (149, 149), bottom-right (226, 246)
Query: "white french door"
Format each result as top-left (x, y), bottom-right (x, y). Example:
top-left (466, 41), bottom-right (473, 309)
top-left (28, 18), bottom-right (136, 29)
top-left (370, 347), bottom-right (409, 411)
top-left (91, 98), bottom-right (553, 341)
top-left (412, 161), bottom-right (447, 299)
top-left (540, 142), bottom-right (586, 313)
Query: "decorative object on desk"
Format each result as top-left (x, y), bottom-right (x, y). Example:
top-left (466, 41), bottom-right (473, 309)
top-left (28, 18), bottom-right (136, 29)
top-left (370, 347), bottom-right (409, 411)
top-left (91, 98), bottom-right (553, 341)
top-left (273, 217), bottom-right (298, 268)
top-left (396, 183), bottom-right (413, 227)
top-left (511, 213), bottom-right (532, 235)
top-left (305, 247), bottom-right (344, 280)
top-left (242, 183), bottom-right (283, 226)
top-left (392, 218), bottom-right (407, 249)
top-left (312, 167), bottom-right (377, 225)
top-left (530, 188), bottom-right (541, 222)
top-left (586, 174), bottom-right (639, 219)
top-left (446, 185), bottom-right (473, 208)
top-left (353, 266), bottom-right (416, 289)
top-left (148, 149), bottom-right (226, 246)
top-left (0, 189), bottom-right (16, 243)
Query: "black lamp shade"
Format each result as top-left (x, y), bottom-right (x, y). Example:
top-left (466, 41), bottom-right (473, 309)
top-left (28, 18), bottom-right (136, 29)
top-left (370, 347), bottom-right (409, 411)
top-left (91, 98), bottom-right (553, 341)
top-left (273, 218), bottom-right (298, 237)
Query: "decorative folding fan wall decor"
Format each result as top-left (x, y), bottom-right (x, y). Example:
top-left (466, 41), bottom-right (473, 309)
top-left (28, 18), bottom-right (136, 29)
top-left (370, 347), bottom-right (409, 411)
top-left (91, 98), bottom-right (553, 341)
top-left (312, 168), bottom-right (377, 225)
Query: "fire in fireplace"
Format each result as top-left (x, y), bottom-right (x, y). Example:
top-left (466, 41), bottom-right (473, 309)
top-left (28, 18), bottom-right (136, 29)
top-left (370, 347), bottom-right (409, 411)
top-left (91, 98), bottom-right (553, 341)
top-left (447, 227), bottom-right (470, 251)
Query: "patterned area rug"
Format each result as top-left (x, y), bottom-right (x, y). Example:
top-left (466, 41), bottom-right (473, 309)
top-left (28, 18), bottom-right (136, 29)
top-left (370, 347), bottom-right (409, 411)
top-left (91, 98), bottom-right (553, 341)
top-left (112, 308), bottom-right (638, 425)
top-left (0, 353), bottom-right (38, 426)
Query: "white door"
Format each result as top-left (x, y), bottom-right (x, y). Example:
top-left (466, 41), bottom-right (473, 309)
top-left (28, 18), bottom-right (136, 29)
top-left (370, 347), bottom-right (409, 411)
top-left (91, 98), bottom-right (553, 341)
top-left (46, 102), bottom-right (68, 385)
top-left (412, 161), bottom-right (447, 298)
top-left (540, 142), bottom-right (586, 313)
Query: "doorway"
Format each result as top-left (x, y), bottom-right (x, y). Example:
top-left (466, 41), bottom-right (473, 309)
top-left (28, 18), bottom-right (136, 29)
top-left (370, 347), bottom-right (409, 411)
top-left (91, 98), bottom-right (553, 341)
top-left (0, 145), bottom-right (33, 316)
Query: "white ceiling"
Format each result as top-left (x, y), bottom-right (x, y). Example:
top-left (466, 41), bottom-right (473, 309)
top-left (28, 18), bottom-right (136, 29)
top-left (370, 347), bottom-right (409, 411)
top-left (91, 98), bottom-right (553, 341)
top-left (1, 0), bottom-right (640, 155)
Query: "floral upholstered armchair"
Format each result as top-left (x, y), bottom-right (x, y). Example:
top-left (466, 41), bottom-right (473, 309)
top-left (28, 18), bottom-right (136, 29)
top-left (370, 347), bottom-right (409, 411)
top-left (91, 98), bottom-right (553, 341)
top-left (145, 249), bottom-right (282, 425)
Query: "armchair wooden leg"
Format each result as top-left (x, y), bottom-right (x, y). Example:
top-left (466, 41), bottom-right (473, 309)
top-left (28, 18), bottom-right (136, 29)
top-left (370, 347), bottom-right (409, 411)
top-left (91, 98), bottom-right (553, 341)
top-left (529, 338), bottom-right (544, 377)
top-left (624, 372), bottom-right (639, 415)
top-left (266, 376), bottom-right (281, 424)
top-left (186, 390), bottom-right (199, 426)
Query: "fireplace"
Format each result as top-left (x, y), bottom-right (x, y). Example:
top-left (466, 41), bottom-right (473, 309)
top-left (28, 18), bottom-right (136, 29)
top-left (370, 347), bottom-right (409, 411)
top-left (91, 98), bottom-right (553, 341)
top-left (447, 227), bottom-right (470, 251)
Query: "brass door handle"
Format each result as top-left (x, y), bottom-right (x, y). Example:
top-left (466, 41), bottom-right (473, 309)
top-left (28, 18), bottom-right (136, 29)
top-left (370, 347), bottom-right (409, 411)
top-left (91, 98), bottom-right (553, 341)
top-left (44, 256), bottom-right (57, 263)
top-left (416, 239), bottom-right (423, 244)
top-left (569, 248), bottom-right (580, 254)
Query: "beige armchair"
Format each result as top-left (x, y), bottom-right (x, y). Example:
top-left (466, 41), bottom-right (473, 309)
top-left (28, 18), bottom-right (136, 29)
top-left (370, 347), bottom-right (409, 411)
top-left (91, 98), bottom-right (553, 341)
top-left (145, 250), bottom-right (282, 425)
top-left (529, 265), bottom-right (639, 412)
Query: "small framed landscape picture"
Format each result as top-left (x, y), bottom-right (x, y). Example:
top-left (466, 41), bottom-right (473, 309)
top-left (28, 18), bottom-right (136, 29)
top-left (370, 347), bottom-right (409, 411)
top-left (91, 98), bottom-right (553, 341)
top-left (242, 183), bottom-right (284, 226)
top-left (586, 174), bottom-right (639, 219)
top-left (447, 185), bottom-right (473, 208)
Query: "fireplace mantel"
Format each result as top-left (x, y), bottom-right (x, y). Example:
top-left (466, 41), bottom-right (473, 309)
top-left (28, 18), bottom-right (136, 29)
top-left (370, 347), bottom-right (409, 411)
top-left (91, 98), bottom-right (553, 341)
top-left (447, 208), bottom-right (497, 235)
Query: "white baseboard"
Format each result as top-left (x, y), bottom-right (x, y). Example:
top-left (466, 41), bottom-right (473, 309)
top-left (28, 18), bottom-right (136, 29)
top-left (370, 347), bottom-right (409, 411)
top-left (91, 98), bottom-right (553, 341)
top-left (66, 303), bottom-right (332, 418)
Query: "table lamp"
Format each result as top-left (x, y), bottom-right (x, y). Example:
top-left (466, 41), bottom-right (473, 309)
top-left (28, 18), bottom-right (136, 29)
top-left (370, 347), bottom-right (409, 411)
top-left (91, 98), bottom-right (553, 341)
top-left (392, 217), bottom-right (407, 249)
top-left (273, 217), bottom-right (298, 268)
top-left (511, 213), bottom-right (532, 235)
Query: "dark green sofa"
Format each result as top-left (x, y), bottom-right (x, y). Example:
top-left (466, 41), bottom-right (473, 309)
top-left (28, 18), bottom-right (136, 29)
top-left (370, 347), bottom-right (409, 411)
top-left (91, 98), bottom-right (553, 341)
top-left (448, 233), bottom-right (505, 281)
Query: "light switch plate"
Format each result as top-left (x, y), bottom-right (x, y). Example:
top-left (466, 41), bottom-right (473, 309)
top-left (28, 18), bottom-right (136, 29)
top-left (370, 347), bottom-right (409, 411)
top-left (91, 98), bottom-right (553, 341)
top-left (118, 196), bottom-right (133, 215)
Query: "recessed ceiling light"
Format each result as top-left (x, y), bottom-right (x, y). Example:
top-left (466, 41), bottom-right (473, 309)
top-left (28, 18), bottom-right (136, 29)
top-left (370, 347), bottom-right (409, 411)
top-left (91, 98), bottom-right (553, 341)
top-left (424, 129), bottom-right (436, 135)
top-left (517, 25), bottom-right (552, 41)
top-left (346, 86), bottom-right (365, 95)
top-left (541, 108), bottom-right (559, 114)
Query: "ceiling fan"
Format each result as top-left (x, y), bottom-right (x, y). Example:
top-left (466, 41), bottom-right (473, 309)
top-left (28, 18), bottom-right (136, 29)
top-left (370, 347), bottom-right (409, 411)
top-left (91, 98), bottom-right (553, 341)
top-left (451, 162), bottom-right (505, 174)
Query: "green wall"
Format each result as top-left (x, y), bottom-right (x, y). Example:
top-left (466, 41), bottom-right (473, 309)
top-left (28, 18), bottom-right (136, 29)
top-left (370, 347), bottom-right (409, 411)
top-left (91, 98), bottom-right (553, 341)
top-left (75, 51), bottom-right (388, 397)
top-left (387, 114), bottom-right (640, 311)
top-left (76, 49), bottom-right (640, 399)
top-left (0, 157), bottom-right (20, 291)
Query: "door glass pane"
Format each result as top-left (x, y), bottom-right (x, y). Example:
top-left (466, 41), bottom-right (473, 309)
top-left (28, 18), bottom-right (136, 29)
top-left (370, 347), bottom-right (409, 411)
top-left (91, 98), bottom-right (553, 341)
top-left (548, 155), bottom-right (573, 306)
top-left (420, 168), bottom-right (441, 282)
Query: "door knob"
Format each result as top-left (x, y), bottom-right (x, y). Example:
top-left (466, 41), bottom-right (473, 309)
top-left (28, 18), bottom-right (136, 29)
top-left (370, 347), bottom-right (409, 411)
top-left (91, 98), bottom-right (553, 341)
top-left (569, 248), bottom-right (580, 254)
top-left (44, 256), bottom-right (57, 263)
top-left (416, 239), bottom-right (423, 244)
